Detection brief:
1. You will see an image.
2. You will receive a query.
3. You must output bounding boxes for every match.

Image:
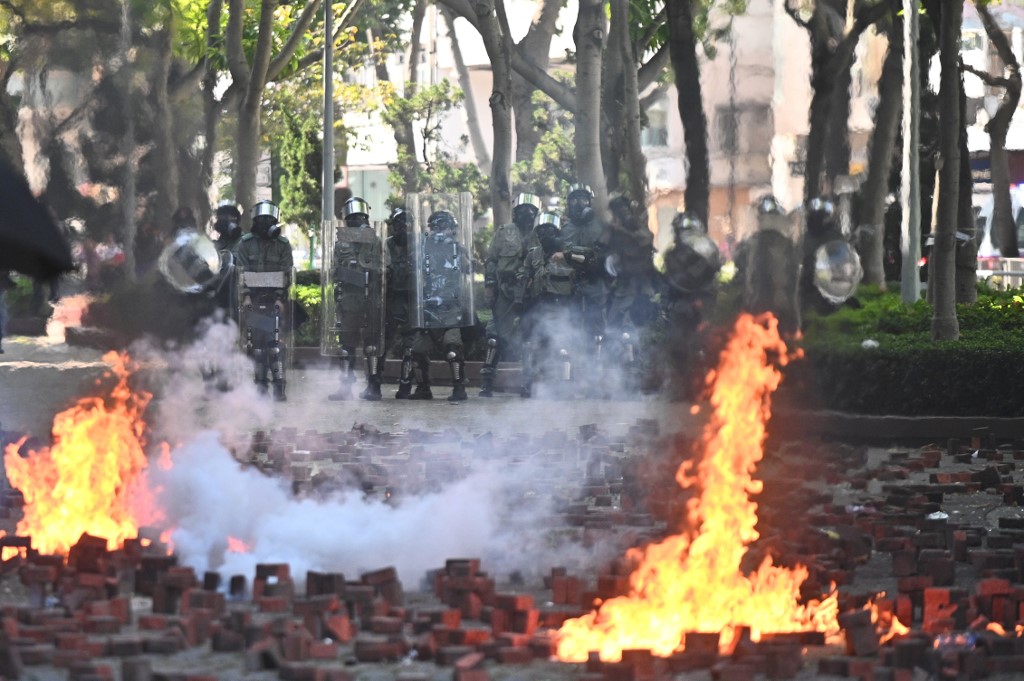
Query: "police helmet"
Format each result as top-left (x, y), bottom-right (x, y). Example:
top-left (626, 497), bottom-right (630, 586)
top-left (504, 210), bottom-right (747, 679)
top-left (386, 206), bottom-right (408, 227)
top-left (671, 211), bottom-right (705, 235)
top-left (251, 200), bottom-right (281, 238)
top-left (514, 192), bottom-right (543, 213)
top-left (342, 197), bottom-right (371, 220)
top-left (567, 183), bottom-right (593, 201)
top-left (427, 210), bottom-right (457, 232)
top-left (215, 199), bottom-right (242, 219)
top-left (755, 194), bottom-right (784, 216)
top-left (806, 195), bottom-right (836, 218)
top-left (536, 212), bottom-right (561, 231)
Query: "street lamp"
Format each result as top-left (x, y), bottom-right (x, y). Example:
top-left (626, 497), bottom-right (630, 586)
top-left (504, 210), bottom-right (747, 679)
top-left (323, 1), bottom-right (335, 223)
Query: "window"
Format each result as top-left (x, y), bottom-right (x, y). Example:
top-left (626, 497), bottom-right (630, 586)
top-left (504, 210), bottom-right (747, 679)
top-left (642, 107), bottom-right (669, 148)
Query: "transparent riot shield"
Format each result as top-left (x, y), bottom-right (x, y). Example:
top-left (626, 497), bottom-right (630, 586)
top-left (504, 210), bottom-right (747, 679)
top-left (158, 230), bottom-right (224, 294)
top-left (320, 219), bottom-right (387, 356)
top-left (408, 192), bottom-right (476, 329)
top-left (814, 239), bottom-right (863, 303)
top-left (237, 267), bottom-right (294, 372)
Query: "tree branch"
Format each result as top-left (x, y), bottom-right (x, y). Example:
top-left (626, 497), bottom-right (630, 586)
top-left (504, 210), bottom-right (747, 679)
top-left (268, 0), bottom-right (324, 82)
top-left (283, 0), bottom-right (367, 79)
top-left (638, 6), bottom-right (666, 53)
top-left (976, 2), bottom-right (1020, 80)
top-left (962, 61), bottom-right (1009, 90)
top-left (245, 0), bottom-right (281, 109)
top-left (782, 1), bottom-right (810, 29)
top-left (637, 43), bottom-right (669, 91)
top-left (226, 0), bottom-right (249, 87)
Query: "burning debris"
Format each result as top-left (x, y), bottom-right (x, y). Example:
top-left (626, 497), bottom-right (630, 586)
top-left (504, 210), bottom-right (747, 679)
top-left (4, 316), bottom-right (1024, 679)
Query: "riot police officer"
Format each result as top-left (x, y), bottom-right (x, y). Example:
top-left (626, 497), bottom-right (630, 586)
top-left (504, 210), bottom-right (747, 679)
top-left (327, 197), bottom-right (387, 401)
top-left (662, 212), bottom-right (723, 391)
top-left (384, 207), bottom-right (420, 399)
top-left (520, 213), bottom-right (575, 398)
top-left (480, 192), bottom-right (541, 397)
top-left (740, 194), bottom-right (801, 336)
top-left (605, 194), bottom-right (656, 389)
top-left (236, 200), bottom-right (294, 399)
top-left (212, 200), bottom-right (243, 254)
top-left (410, 209), bottom-right (471, 402)
top-left (800, 196), bottom-right (844, 319)
top-left (558, 183), bottom-right (610, 391)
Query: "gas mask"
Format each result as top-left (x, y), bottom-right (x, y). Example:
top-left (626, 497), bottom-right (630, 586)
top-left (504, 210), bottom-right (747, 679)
top-left (567, 194), bottom-right (593, 223)
top-left (252, 216), bottom-right (280, 240)
top-left (214, 216), bottom-right (241, 240)
top-left (513, 204), bottom-right (539, 232)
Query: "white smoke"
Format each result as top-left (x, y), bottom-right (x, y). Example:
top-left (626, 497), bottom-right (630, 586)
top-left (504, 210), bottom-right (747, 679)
top-left (149, 431), bottom-right (604, 587)
top-left (134, 320), bottom-right (660, 592)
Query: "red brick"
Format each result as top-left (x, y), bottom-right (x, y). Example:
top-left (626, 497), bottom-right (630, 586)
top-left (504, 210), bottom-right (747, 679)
top-left (137, 614), bottom-right (167, 631)
top-left (309, 641), bottom-right (338, 660)
top-left (324, 614), bottom-right (352, 643)
top-left (84, 616), bottom-right (120, 635)
top-left (977, 577), bottom-right (1014, 596)
top-left (369, 615), bottom-right (403, 634)
top-left (495, 646), bottom-right (532, 664)
top-left (255, 596), bottom-right (290, 613)
top-left (494, 593), bottom-right (533, 611)
top-left (353, 635), bottom-right (403, 662)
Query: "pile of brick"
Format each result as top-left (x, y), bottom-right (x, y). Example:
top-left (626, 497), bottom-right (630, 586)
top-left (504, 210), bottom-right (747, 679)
top-left (4, 423), bottom-right (1024, 679)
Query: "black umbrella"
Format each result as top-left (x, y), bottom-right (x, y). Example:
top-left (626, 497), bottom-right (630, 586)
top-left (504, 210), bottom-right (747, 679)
top-left (0, 158), bottom-right (73, 279)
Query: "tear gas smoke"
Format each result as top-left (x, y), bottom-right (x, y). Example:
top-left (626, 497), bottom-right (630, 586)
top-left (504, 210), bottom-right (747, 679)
top-left (137, 322), bottom-right (637, 589)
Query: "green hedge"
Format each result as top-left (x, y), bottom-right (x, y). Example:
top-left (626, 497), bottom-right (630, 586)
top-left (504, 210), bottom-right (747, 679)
top-left (784, 287), bottom-right (1024, 416)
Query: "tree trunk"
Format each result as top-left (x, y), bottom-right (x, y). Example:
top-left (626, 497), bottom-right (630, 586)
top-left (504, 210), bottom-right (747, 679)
top-left (825, 64), bottom-right (853, 185)
top-left (955, 75), bottom-right (977, 305)
top-left (510, 0), bottom-right (560, 162)
top-left (613, 0), bottom-right (646, 203)
top-left (150, 27), bottom-right (178, 228)
top-left (930, 0), bottom-right (960, 341)
top-left (472, 0), bottom-right (513, 226)
top-left (601, 1), bottom-right (627, 194)
top-left (441, 7), bottom-right (491, 170)
top-left (860, 20), bottom-right (903, 287)
top-left (574, 0), bottom-right (608, 215)
top-left (667, 0), bottom-right (709, 225)
top-left (974, 3), bottom-right (1022, 259)
top-left (198, 0), bottom-right (225, 225)
top-left (235, 100), bottom-right (261, 220)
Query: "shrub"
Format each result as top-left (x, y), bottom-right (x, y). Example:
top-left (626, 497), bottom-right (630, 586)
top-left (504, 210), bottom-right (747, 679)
top-left (784, 286), bottom-right (1024, 416)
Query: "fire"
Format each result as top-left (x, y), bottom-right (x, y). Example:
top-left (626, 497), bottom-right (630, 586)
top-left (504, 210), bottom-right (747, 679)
top-left (556, 314), bottom-right (839, 662)
top-left (226, 536), bottom-right (251, 553)
top-left (2, 352), bottom-right (164, 555)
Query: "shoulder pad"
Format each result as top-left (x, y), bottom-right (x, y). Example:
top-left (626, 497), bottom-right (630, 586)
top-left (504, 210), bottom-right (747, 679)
top-left (277, 236), bottom-right (290, 244)
top-left (241, 233), bottom-right (255, 241)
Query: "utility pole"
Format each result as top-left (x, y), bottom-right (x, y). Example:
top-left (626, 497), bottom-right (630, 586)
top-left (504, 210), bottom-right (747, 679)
top-left (900, 0), bottom-right (921, 302)
top-left (323, 1), bottom-right (335, 223)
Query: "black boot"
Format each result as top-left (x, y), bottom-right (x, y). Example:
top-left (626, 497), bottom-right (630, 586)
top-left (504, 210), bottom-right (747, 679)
top-left (272, 380), bottom-right (287, 402)
top-left (395, 348), bottom-right (414, 399)
top-left (360, 352), bottom-right (383, 401)
top-left (478, 336), bottom-right (499, 397)
top-left (328, 355), bottom-right (357, 401)
top-left (410, 383), bottom-right (434, 400)
top-left (409, 354), bottom-right (433, 400)
top-left (446, 346), bottom-right (468, 402)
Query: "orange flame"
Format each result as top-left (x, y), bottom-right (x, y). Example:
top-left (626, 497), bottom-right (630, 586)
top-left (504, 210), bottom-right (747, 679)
top-left (227, 536), bottom-right (251, 553)
top-left (869, 598), bottom-right (909, 644)
top-left (556, 314), bottom-right (839, 662)
top-left (2, 352), bottom-right (165, 555)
